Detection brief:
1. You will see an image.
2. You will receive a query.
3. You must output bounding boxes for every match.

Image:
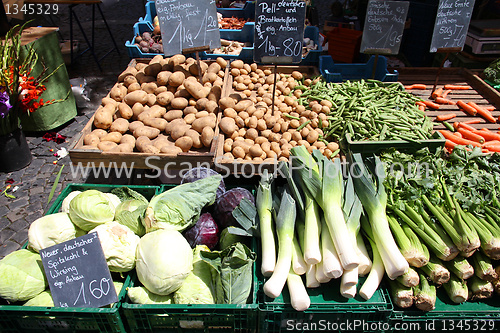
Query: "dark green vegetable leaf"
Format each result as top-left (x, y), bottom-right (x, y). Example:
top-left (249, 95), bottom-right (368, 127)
top-left (111, 187), bottom-right (148, 203)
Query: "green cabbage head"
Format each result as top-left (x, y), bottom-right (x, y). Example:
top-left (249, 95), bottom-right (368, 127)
top-left (127, 286), bottom-right (174, 304)
top-left (24, 290), bottom-right (54, 307)
top-left (28, 212), bottom-right (79, 253)
top-left (69, 190), bottom-right (116, 231)
top-left (143, 175), bottom-right (222, 233)
top-left (61, 191), bottom-right (81, 213)
top-left (136, 229), bottom-right (193, 295)
top-left (0, 249), bottom-right (48, 302)
top-left (89, 222), bottom-right (140, 272)
top-left (114, 199), bottom-right (147, 237)
top-left (174, 245), bottom-right (215, 304)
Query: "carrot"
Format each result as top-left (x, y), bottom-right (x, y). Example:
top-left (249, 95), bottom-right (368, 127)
top-left (436, 113), bottom-right (457, 121)
top-left (453, 122), bottom-right (476, 131)
top-left (405, 84), bottom-right (427, 90)
top-left (463, 119), bottom-right (482, 124)
top-left (454, 132), bottom-right (463, 138)
top-left (432, 88), bottom-right (444, 99)
top-left (485, 106), bottom-right (495, 111)
top-left (444, 84), bottom-right (472, 90)
top-left (468, 101), bottom-right (497, 123)
top-left (473, 130), bottom-right (500, 142)
top-left (423, 100), bottom-right (440, 109)
top-left (418, 105), bottom-right (425, 112)
top-left (483, 140), bottom-right (500, 148)
top-left (416, 101), bottom-right (426, 107)
top-left (483, 144), bottom-right (500, 152)
top-left (457, 100), bottom-right (477, 116)
top-left (457, 127), bottom-right (485, 144)
top-left (445, 139), bottom-right (457, 151)
top-left (480, 128), bottom-right (491, 132)
top-left (434, 97), bottom-right (456, 105)
top-left (438, 130), bottom-right (482, 147)
top-left (442, 89), bottom-right (452, 98)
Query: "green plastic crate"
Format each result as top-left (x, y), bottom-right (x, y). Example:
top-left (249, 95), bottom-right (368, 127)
top-left (259, 277), bottom-right (393, 333)
top-left (0, 184), bottom-right (161, 333)
top-left (388, 288), bottom-right (500, 332)
top-left (341, 131), bottom-right (446, 155)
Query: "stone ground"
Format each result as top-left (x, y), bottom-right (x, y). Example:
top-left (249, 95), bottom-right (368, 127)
top-left (0, 0), bottom-right (155, 259)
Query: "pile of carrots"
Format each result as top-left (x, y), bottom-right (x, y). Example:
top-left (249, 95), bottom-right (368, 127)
top-left (405, 83), bottom-right (499, 153)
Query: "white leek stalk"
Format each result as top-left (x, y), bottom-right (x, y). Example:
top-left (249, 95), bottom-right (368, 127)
top-left (356, 233), bottom-right (372, 276)
top-left (306, 264), bottom-right (320, 288)
top-left (315, 261), bottom-right (331, 284)
top-left (340, 283), bottom-right (357, 299)
top-left (257, 169), bottom-right (276, 277)
top-left (291, 236), bottom-right (307, 275)
top-left (341, 267), bottom-right (358, 288)
top-left (359, 233), bottom-right (385, 301)
top-left (287, 268), bottom-right (311, 311)
top-left (321, 218), bottom-right (343, 279)
top-left (303, 195), bottom-right (322, 265)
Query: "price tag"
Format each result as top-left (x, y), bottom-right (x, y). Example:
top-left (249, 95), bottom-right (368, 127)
top-left (254, 0), bottom-right (307, 64)
top-left (40, 233), bottom-right (117, 308)
top-left (360, 0), bottom-right (409, 55)
top-left (430, 0), bottom-right (476, 52)
top-left (154, 0), bottom-right (221, 55)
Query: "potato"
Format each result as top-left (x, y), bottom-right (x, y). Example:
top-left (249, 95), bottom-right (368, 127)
top-left (83, 133), bottom-right (99, 146)
top-left (216, 57), bottom-right (227, 69)
top-left (127, 82), bottom-right (141, 93)
top-left (249, 144), bottom-right (263, 157)
top-left (183, 113), bottom-right (195, 125)
top-left (201, 126), bottom-right (214, 147)
top-left (184, 80), bottom-right (209, 100)
top-left (117, 102), bottom-right (133, 119)
top-left (93, 107), bottom-right (114, 130)
top-left (135, 72), bottom-right (156, 84)
top-left (219, 117), bottom-right (236, 135)
top-left (195, 98), bottom-right (208, 111)
top-left (118, 66), bottom-right (138, 82)
top-left (120, 134), bottom-right (136, 146)
top-left (144, 62), bottom-right (162, 77)
top-left (170, 125), bottom-right (190, 141)
top-left (152, 137), bottom-right (171, 150)
top-left (133, 126), bottom-right (160, 139)
top-left (184, 129), bottom-right (203, 149)
top-left (144, 117), bottom-right (168, 131)
top-left (146, 94), bottom-right (156, 106)
top-left (175, 136), bottom-right (193, 152)
top-left (123, 75), bottom-right (138, 88)
top-left (156, 91), bottom-right (175, 106)
top-left (160, 145), bottom-right (182, 154)
top-left (157, 71), bottom-right (172, 86)
top-left (169, 54), bottom-right (186, 66)
top-left (164, 109), bottom-right (184, 121)
top-left (110, 118), bottom-right (129, 134)
top-left (168, 72), bottom-right (185, 87)
top-left (231, 60), bottom-right (244, 69)
top-left (183, 106), bottom-right (198, 116)
top-left (208, 85), bottom-right (222, 103)
top-left (219, 97), bottom-right (236, 110)
top-left (91, 129), bottom-right (108, 139)
top-left (188, 61), bottom-right (208, 76)
top-left (232, 146), bottom-right (245, 159)
top-left (97, 141), bottom-right (118, 151)
top-left (195, 111), bottom-right (209, 118)
top-left (101, 97), bottom-right (118, 107)
top-left (207, 62), bottom-right (221, 75)
top-left (101, 132), bottom-right (122, 144)
top-left (142, 82), bottom-right (158, 94)
top-left (132, 102), bottom-right (146, 120)
top-left (124, 90), bottom-right (148, 105)
top-left (170, 97), bottom-right (189, 110)
top-left (234, 99), bottom-right (253, 112)
top-left (109, 84), bottom-right (127, 102)
top-left (192, 116), bottom-right (216, 133)
top-left (165, 118), bottom-right (186, 135)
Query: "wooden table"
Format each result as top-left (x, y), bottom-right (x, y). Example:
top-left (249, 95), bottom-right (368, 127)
top-left (24, 0), bottom-right (120, 70)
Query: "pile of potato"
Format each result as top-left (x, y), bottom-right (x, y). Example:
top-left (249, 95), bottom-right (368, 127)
top-left (218, 60), bottom-right (339, 162)
top-left (83, 55), bottom-right (226, 154)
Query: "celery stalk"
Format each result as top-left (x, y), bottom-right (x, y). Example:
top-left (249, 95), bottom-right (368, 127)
top-left (421, 256), bottom-right (450, 285)
top-left (396, 267), bottom-right (420, 288)
top-left (388, 215), bottom-right (429, 268)
top-left (469, 275), bottom-right (494, 301)
top-left (413, 272), bottom-right (436, 311)
top-left (444, 256), bottom-right (474, 280)
top-left (444, 273), bottom-right (468, 303)
top-left (388, 279), bottom-right (414, 309)
top-left (471, 250), bottom-right (498, 282)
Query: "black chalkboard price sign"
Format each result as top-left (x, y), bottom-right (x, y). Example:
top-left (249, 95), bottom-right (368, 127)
top-left (430, 0), bottom-right (476, 52)
top-left (360, 0), bottom-right (409, 55)
top-left (40, 233), bottom-right (118, 308)
top-left (154, 0), bottom-right (221, 56)
top-left (254, 0), bottom-right (307, 63)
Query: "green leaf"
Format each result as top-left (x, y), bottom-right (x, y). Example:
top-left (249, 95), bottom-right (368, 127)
top-left (47, 164), bottom-right (64, 205)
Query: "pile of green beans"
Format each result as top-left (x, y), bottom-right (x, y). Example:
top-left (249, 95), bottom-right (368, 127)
top-left (296, 79), bottom-right (433, 143)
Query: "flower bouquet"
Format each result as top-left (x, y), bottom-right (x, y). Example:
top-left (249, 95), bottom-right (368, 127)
top-left (0, 23), bottom-right (64, 136)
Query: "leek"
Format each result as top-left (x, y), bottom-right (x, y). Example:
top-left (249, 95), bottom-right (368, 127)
top-left (388, 215), bottom-right (429, 268)
top-left (303, 195), bottom-right (322, 265)
top-left (341, 267), bottom-right (358, 288)
top-left (359, 222), bottom-right (385, 301)
top-left (350, 153), bottom-right (408, 279)
top-left (305, 264), bottom-right (320, 288)
top-left (444, 256), bottom-right (474, 280)
top-left (263, 188), bottom-right (296, 298)
top-left (388, 279), bottom-right (414, 308)
top-left (320, 217), bottom-right (343, 279)
top-left (413, 272), bottom-right (436, 312)
top-left (396, 267), bottom-right (420, 288)
top-left (444, 273), bottom-right (468, 303)
top-left (471, 250), bottom-right (498, 282)
top-left (356, 233), bottom-right (372, 276)
top-left (287, 267), bottom-right (311, 311)
top-left (468, 275), bottom-right (494, 301)
top-left (290, 146), bottom-right (359, 270)
top-left (420, 256), bottom-right (450, 285)
top-left (257, 169), bottom-right (276, 277)
top-left (315, 261), bottom-right (331, 284)
top-left (291, 235), bottom-right (307, 275)
top-left (340, 283), bottom-right (357, 299)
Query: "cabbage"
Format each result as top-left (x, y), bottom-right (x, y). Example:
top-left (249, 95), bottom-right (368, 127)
top-left (144, 175), bottom-right (222, 232)
top-left (115, 199), bottom-right (147, 237)
top-left (127, 286), bottom-right (174, 304)
top-left (174, 245), bottom-right (215, 304)
top-left (28, 212), bottom-right (80, 253)
top-left (136, 229), bottom-right (193, 295)
top-left (88, 222), bottom-right (140, 272)
top-left (61, 191), bottom-right (81, 213)
top-left (105, 193), bottom-right (122, 209)
top-left (68, 190), bottom-right (116, 231)
top-left (0, 249), bottom-right (48, 302)
top-left (23, 290), bottom-right (54, 307)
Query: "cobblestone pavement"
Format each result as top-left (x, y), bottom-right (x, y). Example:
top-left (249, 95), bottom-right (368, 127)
top-left (0, 0), bottom-right (153, 259)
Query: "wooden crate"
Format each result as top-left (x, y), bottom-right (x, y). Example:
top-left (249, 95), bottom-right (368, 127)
top-left (69, 59), bottom-right (229, 170)
top-left (214, 65), bottom-right (320, 175)
top-left (397, 67), bottom-right (500, 130)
